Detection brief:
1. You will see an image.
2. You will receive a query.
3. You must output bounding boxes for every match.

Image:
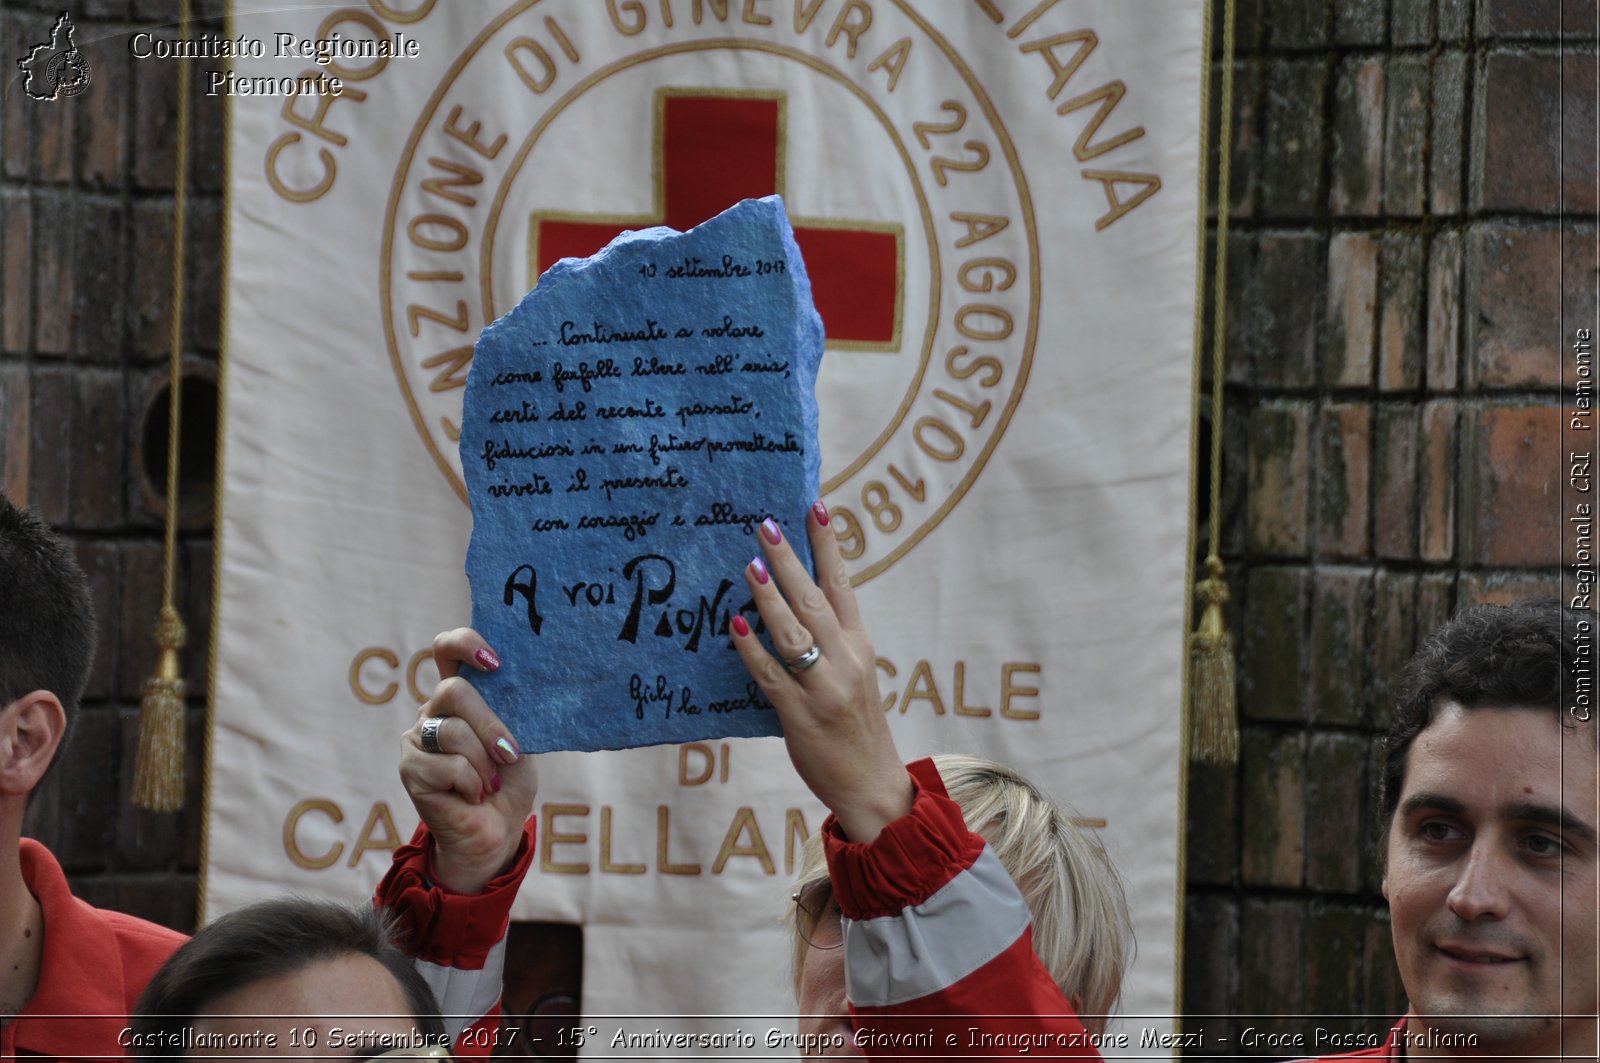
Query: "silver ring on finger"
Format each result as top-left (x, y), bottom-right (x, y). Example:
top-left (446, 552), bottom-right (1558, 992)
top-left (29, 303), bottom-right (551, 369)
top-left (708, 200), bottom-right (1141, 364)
top-left (419, 716), bottom-right (446, 754)
top-left (784, 644), bottom-right (823, 673)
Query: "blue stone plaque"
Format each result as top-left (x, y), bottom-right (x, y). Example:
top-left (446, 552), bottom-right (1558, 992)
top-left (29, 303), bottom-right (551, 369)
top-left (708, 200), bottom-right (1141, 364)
top-left (460, 196), bottom-right (825, 752)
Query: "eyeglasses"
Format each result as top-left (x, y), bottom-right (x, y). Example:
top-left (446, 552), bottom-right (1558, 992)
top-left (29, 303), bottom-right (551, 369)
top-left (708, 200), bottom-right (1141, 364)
top-left (791, 880), bottom-right (844, 950)
top-left (374, 1045), bottom-right (452, 1059)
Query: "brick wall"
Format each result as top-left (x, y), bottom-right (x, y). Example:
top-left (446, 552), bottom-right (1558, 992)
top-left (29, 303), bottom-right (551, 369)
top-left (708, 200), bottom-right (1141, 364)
top-left (1185, 0), bottom-right (1596, 1052)
top-left (1, 0), bottom-right (226, 932)
top-left (0, 0), bottom-right (1594, 1041)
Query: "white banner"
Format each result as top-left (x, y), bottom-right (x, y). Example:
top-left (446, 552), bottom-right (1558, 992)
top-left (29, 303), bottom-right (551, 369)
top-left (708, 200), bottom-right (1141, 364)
top-left (211, 0), bottom-right (1202, 1049)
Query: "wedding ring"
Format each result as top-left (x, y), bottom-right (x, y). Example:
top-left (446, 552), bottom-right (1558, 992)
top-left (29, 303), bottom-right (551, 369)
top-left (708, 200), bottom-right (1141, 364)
top-left (419, 716), bottom-right (446, 754)
top-left (784, 644), bottom-right (823, 673)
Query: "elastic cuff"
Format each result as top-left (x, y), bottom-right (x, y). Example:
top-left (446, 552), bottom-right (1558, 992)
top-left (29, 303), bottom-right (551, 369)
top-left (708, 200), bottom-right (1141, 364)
top-left (823, 758), bottom-right (985, 920)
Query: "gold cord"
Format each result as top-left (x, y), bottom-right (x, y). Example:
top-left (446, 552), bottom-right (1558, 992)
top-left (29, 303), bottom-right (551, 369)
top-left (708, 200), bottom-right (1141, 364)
top-left (133, 0), bottom-right (194, 812)
top-left (1189, 0), bottom-right (1241, 766)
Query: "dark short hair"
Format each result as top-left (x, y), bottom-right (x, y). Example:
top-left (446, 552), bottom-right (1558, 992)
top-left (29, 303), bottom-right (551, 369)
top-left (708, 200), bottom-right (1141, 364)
top-left (1379, 599), bottom-right (1590, 834)
top-left (0, 494), bottom-right (96, 733)
top-left (129, 898), bottom-right (446, 1054)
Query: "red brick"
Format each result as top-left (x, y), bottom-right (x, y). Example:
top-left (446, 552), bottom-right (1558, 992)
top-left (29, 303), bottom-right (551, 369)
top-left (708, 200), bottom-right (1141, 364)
top-left (1467, 226), bottom-right (1565, 389)
top-left (37, 707), bottom-right (119, 868)
top-left (1317, 404), bottom-right (1370, 558)
top-left (1238, 898), bottom-right (1305, 1018)
top-left (1477, 0), bottom-right (1600, 38)
top-left (1264, 0), bottom-right (1329, 48)
top-left (1220, 234), bottom-right (1253, 389)
top-left (1430, 54), bottom-right (1467, 214)
top-left (1457, 570), bottom-right (1563, 605)
top-left (2, 20), bottom-right (32, 180)
top-left (69, 873), bottom-right (197, 935)
top-left (2, 193), bottom-right (32, 353)
top-left (81, 33), bottom-right (127, 188)
top-left (1236, 235), bottom-right (1323, 388)
top-left (1363, 732), bottom-right (1390, 889)
top-left (186, 200), bottom-right (223, 353)
top-left (1186, 761), bottom-right (1238, 886)
top-left (1261, 61), bottom-right (1326, 219)
top-left (1565, 234), bottom-right (1599, 347)
top-left (1426, 231), bottom-right (1462, 390)
top-left (27, 367), bottom-right (72, 521)
top-left (180, 710), bottom-right (204, 866)
top-left (1558, 55), bottom-right (1597, 212)
top-left (1303, 904), bottom-right (1367, 1022)
top-left (1374, 406), bottom-right (1419, 559)
top-left (1242, 730), bottom-right (1306, 887)
top-left (1242, 567), bottom-right (1310, 722)
top-left (1416, 571), bottom-right (1458, 643)
top-left (71, 371), bottom-right (127, 528)
top-left (117, 539), bottom-right (166, 702)
top-left (1477, 54), bottom-right (1599, 214)
top-left (128, 200), bottom-right (176, 362)
top-left (1330, 59), bottom-right (1384, 217)
top-left (1218, 62), bottom-right (1259, 220)
top-left (1370, 569), bottom-right (1419, 724)
top-left (191, 71), bottom-right (227, 196)
top-left (1438, 0), bottom-right (1471, 38)
top-left (1363, 911), bottom-right (1408, 1017)
top-left (75, 199), bottom-right (126, 362)
top-left (0, 364), bottom-right (28, 500)
top-left (1249, 403), bottom-right (1312, 555)
top-left (1419, 400), bottom-right (1459, 561)
top-left (72, 540), bottom-right (119, 702)
top-left (1383, 57), bottom-right (1429, 216)
top-left (1464, 405), bottom-right (1564, 566)
top-left (1183, 895), bottom-right (1239, 1045)
top-left (1379, 234), bottom-right (1424, 392)
top-left (1310, 568), bottom-right (1371, 725)
top-left (1334, 0), bottom-right (1387, 44)
top-left (33, 41), bottom-right (74, 183)
top-left (33, 195), bottom-right (74, 356)
top-left (179, 538), bottom-right (213, 694)
top-left (1391, 0), bottom-right (1433, 44)
top-left (1220, 400), bottom-right (1251, 554)
top-left (133, 43), bottom-right (180, 191)
top-left (1324, 233), bottom-right (1377, 388)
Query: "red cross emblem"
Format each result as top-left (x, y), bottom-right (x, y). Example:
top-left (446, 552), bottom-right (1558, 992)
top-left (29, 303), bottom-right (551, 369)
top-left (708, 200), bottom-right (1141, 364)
top-left (530, 91), bottom-right (902, 347)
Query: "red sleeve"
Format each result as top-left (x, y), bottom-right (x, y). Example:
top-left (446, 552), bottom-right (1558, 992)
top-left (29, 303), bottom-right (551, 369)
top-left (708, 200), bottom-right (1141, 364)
top-left (826, 759), bottom-right (1101, 1061)
top-left (376, 820), bottom-right (536, 1058)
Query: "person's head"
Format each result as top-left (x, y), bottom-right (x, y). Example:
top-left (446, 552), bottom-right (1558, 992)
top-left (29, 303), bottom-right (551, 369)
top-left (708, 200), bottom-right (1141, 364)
top-left (129, 898), bottom-right (449, 1059)
top-left (0, 494), bottom-right (95, 801)
top-left (1379, 599), bottom-right (1597, 1055)
top-left (789, 754), bottom-right (1132, 1045)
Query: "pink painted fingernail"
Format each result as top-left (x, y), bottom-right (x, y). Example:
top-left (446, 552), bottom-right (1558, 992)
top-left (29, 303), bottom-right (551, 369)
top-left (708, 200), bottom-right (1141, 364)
top-left (749, 556), bottom-right (770, 585)
top-left (476, 647), bottom-right (501, 671)
top-left (478, 787), bottom-right (488, 804)
top-left (760, 517), bottom-right (782, 544)
top-left (495, 736), bottom-right (520, 763)
top-left (731, 615), bottom-right (751, 638)
top-left (811, 501), bottom-right (830, 526)
top-left (491, 771), bottom-right (503, 794)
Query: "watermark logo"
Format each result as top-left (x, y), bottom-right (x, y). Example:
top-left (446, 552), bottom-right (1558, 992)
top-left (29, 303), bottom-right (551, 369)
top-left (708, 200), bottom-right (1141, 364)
top-left (17, 12), bottom-right (91, 100)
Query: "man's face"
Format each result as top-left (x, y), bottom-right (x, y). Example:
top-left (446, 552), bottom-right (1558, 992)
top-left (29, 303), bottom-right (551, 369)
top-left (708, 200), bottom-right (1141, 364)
top-left (192, 951), bottom-right (429, 1059)
top-left (1383, 702), bottom-right (1598, 1056)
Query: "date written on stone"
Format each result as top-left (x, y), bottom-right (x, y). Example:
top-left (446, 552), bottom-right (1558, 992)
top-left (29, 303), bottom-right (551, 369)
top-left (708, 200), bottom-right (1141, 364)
top-left (636, 254), bottom-right (788, 278)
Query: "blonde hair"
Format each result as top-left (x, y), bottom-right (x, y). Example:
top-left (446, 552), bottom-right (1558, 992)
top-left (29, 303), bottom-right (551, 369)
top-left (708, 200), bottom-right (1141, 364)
top-left (789, 753), bottom-right (1133, 1032)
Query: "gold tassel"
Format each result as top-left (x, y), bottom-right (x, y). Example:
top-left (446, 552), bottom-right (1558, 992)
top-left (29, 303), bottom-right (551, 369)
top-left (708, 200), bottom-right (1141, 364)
top-left (1189, 555), bottom-right (1239, 765)
top-left (133, 0), bottom-right (194, 813)
top-left (133, 606), bottom-right (187, 811)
